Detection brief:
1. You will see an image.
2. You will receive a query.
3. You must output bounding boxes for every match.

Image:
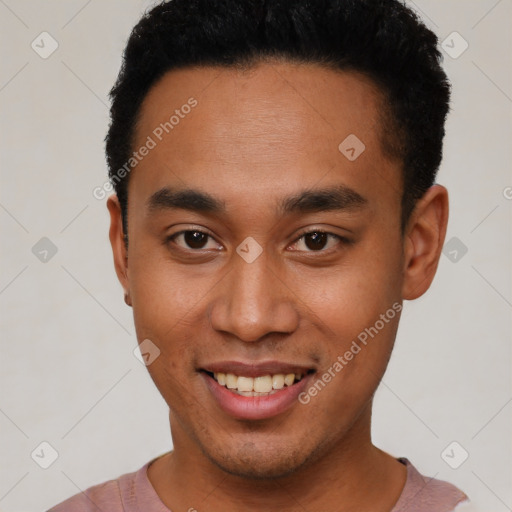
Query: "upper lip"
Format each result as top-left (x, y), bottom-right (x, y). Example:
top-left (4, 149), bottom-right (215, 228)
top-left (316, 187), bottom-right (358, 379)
top-left (200, 360), bottom-right (316, 378)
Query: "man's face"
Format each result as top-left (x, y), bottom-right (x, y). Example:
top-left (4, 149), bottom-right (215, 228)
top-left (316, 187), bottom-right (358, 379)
top-left (119, 62), bottom-right (406, 478)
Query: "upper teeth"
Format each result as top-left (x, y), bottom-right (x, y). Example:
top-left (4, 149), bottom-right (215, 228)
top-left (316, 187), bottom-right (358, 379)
top-left (214, 372), bottom-right (302, 393)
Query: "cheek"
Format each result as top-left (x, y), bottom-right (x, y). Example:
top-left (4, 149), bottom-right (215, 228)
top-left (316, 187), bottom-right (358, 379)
top-left (143, 357), bottom-right (207, 424)
top-left (316, 276), bottom-right (400, 345)
top-left (299, 310), bottom-right (400, 424)
top-left (291, 245), bottom-right (402, 339)
top-left (290, 235), bottom-right (403, 397)
top-left (129, 248), bottom-right (217, 336)
top-left (128, 257), bottom-right (216, 392)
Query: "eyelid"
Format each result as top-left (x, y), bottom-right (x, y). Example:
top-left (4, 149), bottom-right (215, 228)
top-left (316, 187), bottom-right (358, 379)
top-left (166, 227), bottom-right (223, 251)
top-left (292, 227), bottom-right (350, 243)
top-left (288, 228), bottom-right (351, 252)
top-left (165, 226), bottom-right (351, 253)
top-left (166, 224), bottom-right (217, 240)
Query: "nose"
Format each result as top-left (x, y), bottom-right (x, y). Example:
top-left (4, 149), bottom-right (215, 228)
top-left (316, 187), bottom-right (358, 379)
top-left (209, 250), bottom-right (300, 343)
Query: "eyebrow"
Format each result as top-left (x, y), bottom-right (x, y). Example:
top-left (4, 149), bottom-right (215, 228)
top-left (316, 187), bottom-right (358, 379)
top-left (145, 185), bottom-right (368, 216)
top-left (280, 185), bottom-right (368, 214)
top-left (147, 187), bottom-right (224, 214)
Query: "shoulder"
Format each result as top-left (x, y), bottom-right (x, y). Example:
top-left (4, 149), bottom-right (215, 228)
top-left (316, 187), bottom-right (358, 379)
top-left (47, 463), bottom-right (146, 512)
top-left (392, 457), bottom-right (470, 512)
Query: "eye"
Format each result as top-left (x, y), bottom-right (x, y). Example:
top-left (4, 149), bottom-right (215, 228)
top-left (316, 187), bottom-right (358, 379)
top-left (289, 231), bottom-right (347, 252)
top-left (167, 230), bottom-right (222, 251)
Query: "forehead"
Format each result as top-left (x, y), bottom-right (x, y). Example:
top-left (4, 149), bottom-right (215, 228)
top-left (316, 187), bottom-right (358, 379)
top-left (129, 61), bottom-right (401, 215)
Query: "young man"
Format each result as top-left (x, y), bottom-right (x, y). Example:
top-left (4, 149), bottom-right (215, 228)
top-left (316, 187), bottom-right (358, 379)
top-left (50, 0), bottom-right (472, 510)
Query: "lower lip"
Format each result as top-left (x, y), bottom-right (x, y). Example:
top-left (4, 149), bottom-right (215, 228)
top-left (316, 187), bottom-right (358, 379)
top-left (202, 372), bottom-right (313, 421)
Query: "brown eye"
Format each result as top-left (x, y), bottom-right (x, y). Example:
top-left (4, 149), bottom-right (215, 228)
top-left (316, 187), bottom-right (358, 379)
top-left (183, 231), bottom-right (208, 249)
top-left (290, 231), bottom-right (345, 252)
top-left (303, 232), bottom-right (328, 251)
top-left (168, 230), bottom-right (221, 251)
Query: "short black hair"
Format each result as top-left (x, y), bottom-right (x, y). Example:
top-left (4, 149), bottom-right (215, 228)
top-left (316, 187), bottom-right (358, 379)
top-left (106, 0), bottom-right (450, 239)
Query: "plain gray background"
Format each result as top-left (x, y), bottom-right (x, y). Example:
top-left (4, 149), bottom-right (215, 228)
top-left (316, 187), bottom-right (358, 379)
top-left (0, 1), bottom-right (510, 511)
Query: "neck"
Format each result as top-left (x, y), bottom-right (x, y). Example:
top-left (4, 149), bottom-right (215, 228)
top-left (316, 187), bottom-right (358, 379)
top-left (148, 403), bottom-right (407, 512)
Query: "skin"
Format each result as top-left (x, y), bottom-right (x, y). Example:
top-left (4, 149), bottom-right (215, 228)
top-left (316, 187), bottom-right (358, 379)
top-left (107, 60), bottom-right (449, 511)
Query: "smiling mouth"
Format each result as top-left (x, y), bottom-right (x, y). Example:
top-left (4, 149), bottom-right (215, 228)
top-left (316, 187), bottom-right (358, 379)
top-left (203, 370), bottom-right (313, 397)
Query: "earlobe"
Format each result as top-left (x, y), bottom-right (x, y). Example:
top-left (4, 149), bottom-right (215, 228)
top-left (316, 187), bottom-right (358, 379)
top-left (401, 185), bottom-right (449, 300)
top-left (106, 194), bottom-right (131, 305)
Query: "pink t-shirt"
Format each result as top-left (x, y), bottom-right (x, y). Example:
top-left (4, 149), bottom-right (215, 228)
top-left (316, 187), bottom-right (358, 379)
top-left (48, 455), bottom-right (469, 511)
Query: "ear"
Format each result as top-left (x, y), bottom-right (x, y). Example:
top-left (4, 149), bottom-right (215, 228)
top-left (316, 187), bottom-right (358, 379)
top-left (107, 194), bottom-right (132, 306)
top-left (402, 184), bottom-right (449, 300)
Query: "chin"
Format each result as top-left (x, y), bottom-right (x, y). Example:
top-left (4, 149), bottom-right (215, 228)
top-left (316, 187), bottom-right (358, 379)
top-left (202, 438), bottom-right (322, 480)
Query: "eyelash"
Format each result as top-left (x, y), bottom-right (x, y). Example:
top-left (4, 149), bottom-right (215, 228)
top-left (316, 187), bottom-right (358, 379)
top-left (291, 229), bottom-right (350, 252)
top-left (166, 229), bottom-right (351, 254)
